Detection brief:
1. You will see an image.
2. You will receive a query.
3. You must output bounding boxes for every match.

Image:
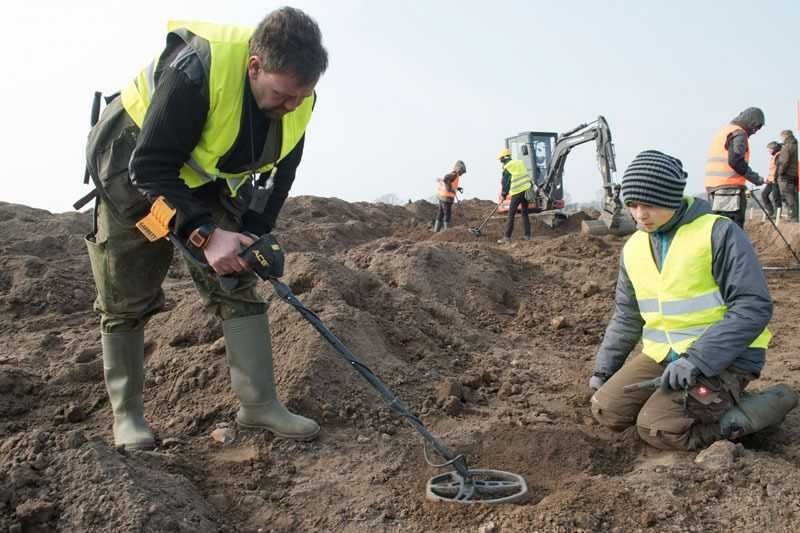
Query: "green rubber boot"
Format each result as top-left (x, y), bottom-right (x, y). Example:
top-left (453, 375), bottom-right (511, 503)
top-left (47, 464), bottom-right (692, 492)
top-left (224, 314), bottom-right (320, 441)
top-left (102, 329), bottom-right (155, 450)
top-left (720, 384), bottom-right (799, 440)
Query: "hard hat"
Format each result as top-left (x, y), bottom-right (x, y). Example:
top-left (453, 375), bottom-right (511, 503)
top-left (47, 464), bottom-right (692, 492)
top-left (767, 141), bottom-right (780, 150)
top-left (497, 148), bottom-right (511, 160)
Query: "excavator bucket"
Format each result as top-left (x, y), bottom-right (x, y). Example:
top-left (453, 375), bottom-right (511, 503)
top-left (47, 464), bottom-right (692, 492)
top-left (581, 210), bottom-right (637, 236)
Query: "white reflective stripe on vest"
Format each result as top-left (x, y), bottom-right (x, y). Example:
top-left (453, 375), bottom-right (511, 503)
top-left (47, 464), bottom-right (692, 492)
top-left (642, 325), bottom-right (710, 344)
top-left (637, 298), bottom-right (659, 313)
top-left (660, 291), bottom-right (724, 315)
top-left (143, 60), bottom-right (156, 95)
top-left (637, 290), bottom-right (723, 315)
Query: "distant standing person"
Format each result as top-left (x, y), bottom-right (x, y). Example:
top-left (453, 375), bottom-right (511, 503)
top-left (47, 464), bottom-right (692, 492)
top-left (433, 160), bottom-right (466, 232)
top-left (703, 107), bottom-right (765, 227)
top-left (497, 148), bottom-right (533, 244)
top-left (761, 141), bottom-right (783, 220)
top-left (777, 129), bottom-right (799, 222)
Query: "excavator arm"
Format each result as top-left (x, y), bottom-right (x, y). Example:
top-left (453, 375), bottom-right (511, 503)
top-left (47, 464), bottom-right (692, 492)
top-left (536, 116), bottom-right (635, 235)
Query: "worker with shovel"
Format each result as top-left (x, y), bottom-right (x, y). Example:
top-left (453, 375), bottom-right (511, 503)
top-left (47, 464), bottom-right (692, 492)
top-left (589, 150), bottom-right (797, 451)
top-left (433, 160), bottom-right (466, 232)
top-left (82, 8), bottom-right (328, 450)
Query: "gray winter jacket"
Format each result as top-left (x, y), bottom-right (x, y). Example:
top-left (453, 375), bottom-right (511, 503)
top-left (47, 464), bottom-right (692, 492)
top-left (725, 107), bottom-right (766, 186)
top-left (594, 197), bottom-right (772, 378)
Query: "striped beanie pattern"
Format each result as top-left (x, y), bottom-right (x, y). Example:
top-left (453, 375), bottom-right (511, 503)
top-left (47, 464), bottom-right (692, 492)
top-left (620, 150), bottom-right (687, 209)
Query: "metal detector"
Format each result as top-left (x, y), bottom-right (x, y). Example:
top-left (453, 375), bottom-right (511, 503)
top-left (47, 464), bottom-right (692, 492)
top-left (749, 188), bottom-right (800, 268)
top-left (469, 203), bottom-right (500, 237)
top-left (172, 232), bottom-right (529, 504)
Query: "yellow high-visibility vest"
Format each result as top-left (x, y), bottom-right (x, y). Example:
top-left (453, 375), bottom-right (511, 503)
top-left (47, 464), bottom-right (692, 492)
top-left (623, 209), bottom-right (771, 362)
top-left (504, 159), bottom-right (532, 196)
top-left (121, 20), bottom-right (314, 195)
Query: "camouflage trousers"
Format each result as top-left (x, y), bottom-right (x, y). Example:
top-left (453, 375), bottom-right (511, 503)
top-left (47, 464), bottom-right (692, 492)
top-left (85, 199), bottom-right (267, 333)
top-left (83, 95), bottom-right (267, 334)
top-left (591, 353), bottom-right (755, 450)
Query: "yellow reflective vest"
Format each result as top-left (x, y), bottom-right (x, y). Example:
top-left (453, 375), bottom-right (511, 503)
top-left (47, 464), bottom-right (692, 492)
top-left (120, 20), bottom-right (314, 195)
top-left (504, 159), bottom-right (532, 196)
top-left (623, 211), bottom-right (771, 363)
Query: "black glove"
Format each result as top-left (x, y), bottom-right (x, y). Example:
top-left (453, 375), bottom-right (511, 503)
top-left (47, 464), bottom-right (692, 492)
top-left (660, 357), bottom-right (699, 391)
top-left (457, 187), bottom-right (464, 193)
top-left (238, 234), bottom-right (285, 280)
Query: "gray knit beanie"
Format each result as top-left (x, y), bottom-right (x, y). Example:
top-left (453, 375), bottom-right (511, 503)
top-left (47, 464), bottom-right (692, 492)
top-left (620, 150), bottom-right (687, 209)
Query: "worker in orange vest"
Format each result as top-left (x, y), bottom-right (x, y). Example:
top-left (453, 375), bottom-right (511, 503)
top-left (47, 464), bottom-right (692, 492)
top-left (433, 160), bottom-right (466, 232)
top-left (761, 141), bottom-right (783, 220)
top-left (703, 107), bottom-right (765, 227)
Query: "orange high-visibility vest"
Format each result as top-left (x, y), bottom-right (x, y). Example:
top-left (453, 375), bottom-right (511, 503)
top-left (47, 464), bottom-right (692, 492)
top-left (704, 124), bottom-right (749, 188)
top-left (437, 174), bottom-right (460, 201)
top-left (767, 152), bottom-right (779, 183)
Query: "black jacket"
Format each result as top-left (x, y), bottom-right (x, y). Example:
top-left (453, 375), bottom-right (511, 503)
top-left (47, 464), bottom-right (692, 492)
top-left (726, 107), bottom-right (766, 185)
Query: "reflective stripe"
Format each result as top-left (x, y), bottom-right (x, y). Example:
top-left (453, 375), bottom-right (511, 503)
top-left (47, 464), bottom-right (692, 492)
top-left (661, 291), bottom-right (724, 315)
top-left (706, 156), bottom-right (727, 163)
top-left (143, 60), bottom-right (156, 95)
top-left (642, 328), bottom-right (668, 343)
top-left (705, 170), bottom-right (739, 177)
top-left (668, 326), bottom-right (710, 342)
top-left (643, 325), bottom-right (709, 344)
top-left (637, 298), bottom-right (660, 313)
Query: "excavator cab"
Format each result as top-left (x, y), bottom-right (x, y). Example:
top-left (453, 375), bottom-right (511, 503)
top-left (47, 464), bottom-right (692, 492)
top-left (499, 131), bottom-right (560, 213)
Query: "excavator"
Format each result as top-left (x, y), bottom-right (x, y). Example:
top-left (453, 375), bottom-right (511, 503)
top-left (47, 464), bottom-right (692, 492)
top-left (498, 116), bottom-right (636, 236)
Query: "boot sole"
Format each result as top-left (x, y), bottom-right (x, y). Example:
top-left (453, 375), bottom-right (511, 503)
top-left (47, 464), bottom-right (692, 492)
top-left (236, 420), bottom-right (320, 441)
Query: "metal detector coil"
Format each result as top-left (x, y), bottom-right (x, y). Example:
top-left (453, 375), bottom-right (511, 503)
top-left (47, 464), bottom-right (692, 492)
top-left (426, 469), bottom-right (529, 504)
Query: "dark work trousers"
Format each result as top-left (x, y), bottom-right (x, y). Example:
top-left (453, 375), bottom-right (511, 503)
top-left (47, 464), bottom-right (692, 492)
top-left (436, 200), bottom-right (453, 224)
top-left (761, 181), bottom-right (782, 217)
top-left (778, 177), bottom-right (799, 221)
top-left (504, 192), bottom-right (531, 238)
top-left (707, 186), bottom-right (747, 228)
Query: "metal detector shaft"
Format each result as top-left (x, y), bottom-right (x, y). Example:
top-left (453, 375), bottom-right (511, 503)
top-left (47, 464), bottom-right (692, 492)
top-left (750, 188), bottom-right (800, 267)
top-left (470, 204), bottom-right (500, 235)
top-left (268, 278), bottom-right (471, 480)
top-left (166, 232), bottom-right (469, 477)
top-left (623, 376), bottom-right (662, 393)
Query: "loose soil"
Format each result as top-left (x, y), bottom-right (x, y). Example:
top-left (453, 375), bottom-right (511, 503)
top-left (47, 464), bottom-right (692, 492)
top-left (2, 198), bottom-right (800, 532)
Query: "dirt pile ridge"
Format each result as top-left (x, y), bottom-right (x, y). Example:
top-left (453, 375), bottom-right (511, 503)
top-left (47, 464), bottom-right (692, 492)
top-left (2, 198), bottom-right (800, 532)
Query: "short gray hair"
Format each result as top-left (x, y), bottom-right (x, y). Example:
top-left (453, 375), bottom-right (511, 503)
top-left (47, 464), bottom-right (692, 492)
top-left (250, 7), bottom-right (328, 86)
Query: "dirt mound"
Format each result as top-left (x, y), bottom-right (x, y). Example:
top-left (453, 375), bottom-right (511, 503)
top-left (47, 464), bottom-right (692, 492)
top-left (2, 197), bottom-right (800, 532)
top-left (745, 218), bottom-right (800, 267)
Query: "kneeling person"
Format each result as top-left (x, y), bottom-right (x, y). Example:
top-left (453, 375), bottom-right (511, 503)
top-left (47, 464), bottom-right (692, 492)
top-left (589, 150), bottom-right (797, 450)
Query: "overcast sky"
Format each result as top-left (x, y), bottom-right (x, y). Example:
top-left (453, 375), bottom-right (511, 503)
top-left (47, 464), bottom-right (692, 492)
top-left (3, 0), bottom-right (798, 213)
